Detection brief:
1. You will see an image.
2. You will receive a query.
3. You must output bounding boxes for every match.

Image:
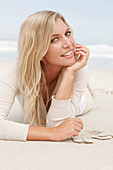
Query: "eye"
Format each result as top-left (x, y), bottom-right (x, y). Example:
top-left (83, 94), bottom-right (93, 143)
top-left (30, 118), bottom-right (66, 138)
top-left (65, 31), bottom-right (71, 36)
top-left (51, 37), bottom-right (58, 43)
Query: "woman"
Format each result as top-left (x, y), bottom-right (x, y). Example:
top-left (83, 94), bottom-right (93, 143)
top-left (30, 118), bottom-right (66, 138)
top-left (0, 10), bottom-right (93, 142)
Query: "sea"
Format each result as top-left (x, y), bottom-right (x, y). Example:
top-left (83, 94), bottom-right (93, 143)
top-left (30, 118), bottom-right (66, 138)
top-left (0, 40), bottom-right (113, 70)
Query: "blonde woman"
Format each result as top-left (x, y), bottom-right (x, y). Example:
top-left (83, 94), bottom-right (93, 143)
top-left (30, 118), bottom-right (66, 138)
top-left (0, 10), bottom-right (93, 142)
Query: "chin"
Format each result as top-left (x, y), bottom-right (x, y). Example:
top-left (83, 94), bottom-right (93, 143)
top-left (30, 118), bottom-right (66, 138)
top-left (65, 59), bottom-right (76, 66)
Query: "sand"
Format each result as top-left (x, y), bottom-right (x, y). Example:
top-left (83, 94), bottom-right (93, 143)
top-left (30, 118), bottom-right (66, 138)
top-left (0, 61), bottom-right (113, 170)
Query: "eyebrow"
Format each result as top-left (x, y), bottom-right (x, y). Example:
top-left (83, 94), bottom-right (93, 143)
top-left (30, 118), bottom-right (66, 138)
top-left (52, 27), bottom-right (70, 37)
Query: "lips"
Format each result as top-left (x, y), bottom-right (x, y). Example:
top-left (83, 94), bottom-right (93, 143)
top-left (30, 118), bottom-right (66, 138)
top-left (61, 49), bottom-right (73, 57)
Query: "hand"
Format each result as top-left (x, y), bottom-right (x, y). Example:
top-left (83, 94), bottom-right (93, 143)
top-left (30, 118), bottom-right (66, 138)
top-left (53, 117), bottom-right (83, 141)
top-left (65, 43), bottom-right (90, 75)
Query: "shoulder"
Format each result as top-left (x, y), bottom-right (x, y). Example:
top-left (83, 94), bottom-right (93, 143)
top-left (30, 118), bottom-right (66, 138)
top-left (0, 59), bottom-right (18, 88)
top-left (3, 58), bottom-right (18, 75)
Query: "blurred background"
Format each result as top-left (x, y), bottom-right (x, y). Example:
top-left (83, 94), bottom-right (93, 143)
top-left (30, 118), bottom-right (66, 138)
top-left (0, 0), bottom-right (113, 69)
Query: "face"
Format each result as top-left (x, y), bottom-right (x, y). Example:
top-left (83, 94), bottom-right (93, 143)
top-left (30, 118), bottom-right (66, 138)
top-left (43, 18), bottom-right (76, 70)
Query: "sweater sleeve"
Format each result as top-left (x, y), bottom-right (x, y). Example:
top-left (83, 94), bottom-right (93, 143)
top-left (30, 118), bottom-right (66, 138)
top-left (46, 66), bottom-right (89, 127)
top-left (0, 60), bottom-right (30, 141)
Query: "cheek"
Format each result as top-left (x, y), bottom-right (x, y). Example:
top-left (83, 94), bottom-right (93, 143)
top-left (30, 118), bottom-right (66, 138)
top-left (69, 36), bottom-right (75, 46)
top-left (44, 46), bottom-right (59, 62)
top-left (47, 44), bottom-right (61, 56)
top-left (44, 47), bottom-right (53, 59)
top-left (71, 37), bottom-right (75, 45)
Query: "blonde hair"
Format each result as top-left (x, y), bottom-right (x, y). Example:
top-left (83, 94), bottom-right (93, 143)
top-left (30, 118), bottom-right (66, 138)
top-left (17, 10), bottom-right (70, 126)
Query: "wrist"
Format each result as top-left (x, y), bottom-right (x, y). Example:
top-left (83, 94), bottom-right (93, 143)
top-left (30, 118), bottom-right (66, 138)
top-left (63, 68), bottom-right (75, 80)
top-left (51, 127), bottom-right (60, 142)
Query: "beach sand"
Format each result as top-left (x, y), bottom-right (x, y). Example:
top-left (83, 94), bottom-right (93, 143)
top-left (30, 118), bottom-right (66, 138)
top-left (0, 62), bottom-right (113, 170)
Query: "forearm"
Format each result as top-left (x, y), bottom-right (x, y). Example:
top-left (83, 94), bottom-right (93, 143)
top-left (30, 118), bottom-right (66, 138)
top-left (54, 71), bottom-right (74, 100)
top-left (54, 43), bottom-right (89, 101)
top-left (26, 126), bottom-right (55, 141)
top-left (27, 118), bottom-right (83, 142)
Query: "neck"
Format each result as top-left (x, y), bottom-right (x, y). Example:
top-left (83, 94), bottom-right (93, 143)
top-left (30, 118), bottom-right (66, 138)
top-left (43, 64), bottom-right (62, 85)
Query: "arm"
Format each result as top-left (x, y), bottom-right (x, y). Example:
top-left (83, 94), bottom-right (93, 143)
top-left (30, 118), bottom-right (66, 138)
top-left (54, 43), bottom-right (89, 100)
top-left (26, 126), bottom-right (54, 141)
top-left (46, 44), bottom-right (90, 127)
top-left (0, 60), bottom-right (82, 142)
top-left (0, 60), bottom-right (30, 141)
top-left (26, 117), bottom-right (83, 141)
top-left (27, 45), bottom-right (89, 141)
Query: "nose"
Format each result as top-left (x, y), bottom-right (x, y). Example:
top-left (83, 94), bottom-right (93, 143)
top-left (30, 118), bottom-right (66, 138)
top-left (62, 37), bottom-right (72, 48)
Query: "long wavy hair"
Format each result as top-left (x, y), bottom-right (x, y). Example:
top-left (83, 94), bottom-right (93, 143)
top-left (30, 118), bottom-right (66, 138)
top-left (17, 10), bottom-right (70, 126)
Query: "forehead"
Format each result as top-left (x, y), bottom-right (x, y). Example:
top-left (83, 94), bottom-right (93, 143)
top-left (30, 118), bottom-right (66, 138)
top-left (54, 18), bottom-right (68, 34)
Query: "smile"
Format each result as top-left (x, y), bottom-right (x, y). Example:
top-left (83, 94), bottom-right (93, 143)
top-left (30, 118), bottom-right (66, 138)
top-left (61, 50), bottom-right (73, 58)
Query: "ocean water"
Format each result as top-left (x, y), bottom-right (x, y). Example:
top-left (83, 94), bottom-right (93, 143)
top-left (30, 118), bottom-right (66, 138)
top-left (0, 40), bottom-right (113, 69)
top-left (0, 40), bottom-right (18, 61)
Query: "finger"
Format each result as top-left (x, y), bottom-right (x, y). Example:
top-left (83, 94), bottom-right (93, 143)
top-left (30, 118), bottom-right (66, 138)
top-left (72, 130), bottom-right (79, 136)
top-left (76, 47), bottom-right (89, 54)
top-left (74, 118), bottom-right (83, 128)
top-left (74, 118), bottom-right (82, 123)
top-left (76, 50), bottom-right (89, 58)
top-left (76, 44), bottom-right (89, 52)
top-left (69, 117), bottom-right (83, 127)
top-left (73, 121), bottom-right (83, 129)
top-left (76, 43), bottom-right (86, 48)
top-left (76, 51), bottom-right (86, 57)
top-left (74, 125), bottom-right (82, 132)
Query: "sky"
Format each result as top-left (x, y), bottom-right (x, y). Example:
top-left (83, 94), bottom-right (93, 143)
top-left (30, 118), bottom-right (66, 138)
top-left (0, 0), bottom-right (113, 45)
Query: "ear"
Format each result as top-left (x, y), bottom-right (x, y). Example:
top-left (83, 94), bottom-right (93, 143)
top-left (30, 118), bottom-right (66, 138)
top-left (41, 56), bottom-right (45, 61)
